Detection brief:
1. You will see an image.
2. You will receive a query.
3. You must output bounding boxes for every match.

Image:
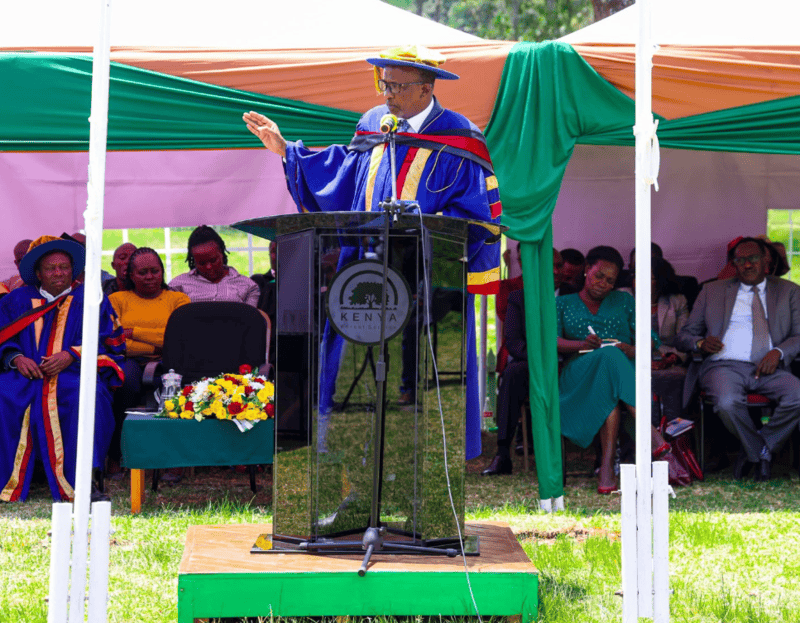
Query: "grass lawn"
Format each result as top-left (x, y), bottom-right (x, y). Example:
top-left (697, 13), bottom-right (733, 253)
top-left (2, 435), bottom-right (798, 623)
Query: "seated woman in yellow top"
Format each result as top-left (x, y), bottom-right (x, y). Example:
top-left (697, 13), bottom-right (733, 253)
top-left (107, 248), bottom-right (189, 474)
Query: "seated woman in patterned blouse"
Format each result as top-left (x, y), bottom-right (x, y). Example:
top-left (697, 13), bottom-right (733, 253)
top-left (556, 245), bottom-right (673, 494)
top-left (168, 226), bottom-right (259, 306)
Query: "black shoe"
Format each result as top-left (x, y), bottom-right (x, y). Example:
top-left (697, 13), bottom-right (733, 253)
top-left (733, 451), bottom-right (754, 480)
top-left (481, 454), bottom-right (512, 476)
top-left (754, 459), bottom-right (771, 482)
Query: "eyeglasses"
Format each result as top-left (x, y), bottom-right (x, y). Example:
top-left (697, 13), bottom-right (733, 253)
top-left (732, 254), bottom-right (763, 266)
top-left (378, 79), bottom-right (427, 94)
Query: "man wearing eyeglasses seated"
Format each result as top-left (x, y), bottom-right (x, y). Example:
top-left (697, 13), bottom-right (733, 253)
top-left (677, 237), bottom-right (800, 482)
top-left (243, 45), bottom-right (501, 461)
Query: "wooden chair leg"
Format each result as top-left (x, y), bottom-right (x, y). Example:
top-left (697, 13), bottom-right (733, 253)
top-left (520, 405), bottom-right (529, 471)
top-left (131, 469), bottom-right (145, 514)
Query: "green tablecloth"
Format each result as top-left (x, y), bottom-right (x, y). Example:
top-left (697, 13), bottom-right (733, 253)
top-left (121, 414), bottom-right (274, 469)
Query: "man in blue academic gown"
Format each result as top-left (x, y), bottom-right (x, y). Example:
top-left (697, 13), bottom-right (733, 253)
top-left (0, 236), bottom-right (125, 502)
top-left (243, 45), bottom-right (501, 459)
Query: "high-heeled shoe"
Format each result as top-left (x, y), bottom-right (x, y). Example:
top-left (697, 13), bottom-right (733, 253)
top-left (597, 485), bottom-right (616, 495)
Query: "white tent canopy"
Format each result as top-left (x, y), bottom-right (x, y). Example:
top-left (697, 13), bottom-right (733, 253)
top-left (553, 0), bottom-right (800, 281)
top-left (2, 0), bottom-right (479, 48)
top-left (561, 0), bottom-right (800, 45)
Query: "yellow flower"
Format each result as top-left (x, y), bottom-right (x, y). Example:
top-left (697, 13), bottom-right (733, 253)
top-left (164, 400), bottom-right (175, 411)
top-left (257, 389), bottom-right (271, 404)
top-left (180, 410), bottom-right (193, 419)
top-left (230, 394), bottom-right (244, 404)
top-left (211, 401), bottom-right (227, 420)
top-left (208, 385), bottom-right (221, 396)
top-left (202, 407), bottom-right (214, 416)
top-left (178, 396), bottom-right (187, 407)
top-left (263, 382), bottom-right (275, 398)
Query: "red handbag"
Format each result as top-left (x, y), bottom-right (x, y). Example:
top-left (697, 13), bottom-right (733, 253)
top-left (659, 417), bottom-right (704, 483)
top-left (671, 434), bottom-right (704, 482)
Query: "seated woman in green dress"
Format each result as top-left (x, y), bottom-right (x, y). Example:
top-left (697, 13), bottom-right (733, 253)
top-left (556, 246), bottom-right (671, 494)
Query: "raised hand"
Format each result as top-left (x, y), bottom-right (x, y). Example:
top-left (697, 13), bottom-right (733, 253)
top-left (243, 111), bottom-right (287, 158)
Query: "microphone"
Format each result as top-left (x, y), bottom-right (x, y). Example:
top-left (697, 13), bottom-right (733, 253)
top-left (380, 114), bottom-right (398, 134)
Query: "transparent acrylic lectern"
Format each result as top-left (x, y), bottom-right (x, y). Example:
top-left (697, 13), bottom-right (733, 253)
top-left (234, 212), bottom-right (490, 564)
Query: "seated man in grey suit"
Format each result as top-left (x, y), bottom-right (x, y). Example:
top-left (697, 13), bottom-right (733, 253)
top-left (677, 237), bottom-right (800, 481)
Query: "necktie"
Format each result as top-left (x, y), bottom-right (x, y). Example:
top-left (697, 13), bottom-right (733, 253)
top-left (751, 285), bottom-right (770, 363)
top-left (397, 119), bottom-right (410, 133)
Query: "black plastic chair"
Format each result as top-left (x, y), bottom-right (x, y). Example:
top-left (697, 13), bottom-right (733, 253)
top-left (161, 301), bottom-right (269, 384)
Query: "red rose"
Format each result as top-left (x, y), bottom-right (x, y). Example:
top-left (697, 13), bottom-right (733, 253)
top-left (244, 386), bottom-right (254, 396)
top-left (228, 402), bottom-right (244, 415)
top-left (182, 385), bottom-right (194, 396)
top-left (185, 401), bottom-right (194, 412)
top-left (265, 403), bottom-right (275, 418)
top-left (239, 364), bottom-right (253, 375)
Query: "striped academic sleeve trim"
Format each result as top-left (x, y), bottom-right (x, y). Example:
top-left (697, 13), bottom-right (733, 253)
top-left (104, 333), bottom-right (125, 348)
top-left (467, 267), bottom-right (500, 295)
top-left (485, 175), bottom-right (499, 192)
top-left (98, 355), bottom-right (125, 386)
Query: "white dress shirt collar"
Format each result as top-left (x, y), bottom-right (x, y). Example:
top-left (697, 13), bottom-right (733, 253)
top-left (39, 285), bottom-right (72, 303)
top-left (402, 98), bottom-right (435, 134)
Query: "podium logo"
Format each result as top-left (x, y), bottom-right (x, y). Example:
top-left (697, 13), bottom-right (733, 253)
top-left (327, 260), bottom-right (412, 345)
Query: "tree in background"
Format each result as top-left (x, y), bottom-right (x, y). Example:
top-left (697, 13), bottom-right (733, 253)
top-left (389, 0), bottom-right (630, 41)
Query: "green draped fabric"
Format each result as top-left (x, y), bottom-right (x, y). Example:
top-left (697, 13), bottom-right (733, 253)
top-left (0, 53), bottom-right (359, 151)
top-left (484, 42), bottom-right (636, 499)
top-left (582, 93), bottom-right (800, 155)
top-left (483, 41), bottom-right (800, 499)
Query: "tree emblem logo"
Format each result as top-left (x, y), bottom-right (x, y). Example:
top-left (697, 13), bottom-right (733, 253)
top-left (327, 260), bottom-right (412, 345)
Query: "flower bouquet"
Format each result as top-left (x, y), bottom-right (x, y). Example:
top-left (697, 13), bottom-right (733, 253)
top-left (157, 364), bottom-right (275, 422)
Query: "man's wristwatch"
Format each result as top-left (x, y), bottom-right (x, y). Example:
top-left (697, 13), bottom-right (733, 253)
top-left (696, 339), bottom-right (705, 351)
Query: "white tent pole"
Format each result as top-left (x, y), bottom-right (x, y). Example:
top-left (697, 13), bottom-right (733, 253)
top-left (629, 0), bottom-right (660, 618)
top-left (67, 0), bottom-right (113, 622)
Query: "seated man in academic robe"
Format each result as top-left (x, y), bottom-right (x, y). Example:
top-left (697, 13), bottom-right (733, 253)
top-left (0, 236), bottom-right (125, 502)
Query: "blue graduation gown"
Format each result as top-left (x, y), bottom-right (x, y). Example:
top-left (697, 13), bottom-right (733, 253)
top-left (0, 285), bottom-right (124, 502)
top-left (284, 99), bottom-right (501, 460)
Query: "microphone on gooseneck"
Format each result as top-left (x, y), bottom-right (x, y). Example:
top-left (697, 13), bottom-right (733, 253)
top-left (380, 114), bottom-right (399, 134)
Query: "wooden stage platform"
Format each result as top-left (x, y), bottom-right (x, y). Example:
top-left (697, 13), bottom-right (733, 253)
top-left (178, 521), bottom-right (538, 622)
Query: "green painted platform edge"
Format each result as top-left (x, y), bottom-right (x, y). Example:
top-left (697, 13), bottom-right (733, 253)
top-left (178, 571), bottom-right (538, 622)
